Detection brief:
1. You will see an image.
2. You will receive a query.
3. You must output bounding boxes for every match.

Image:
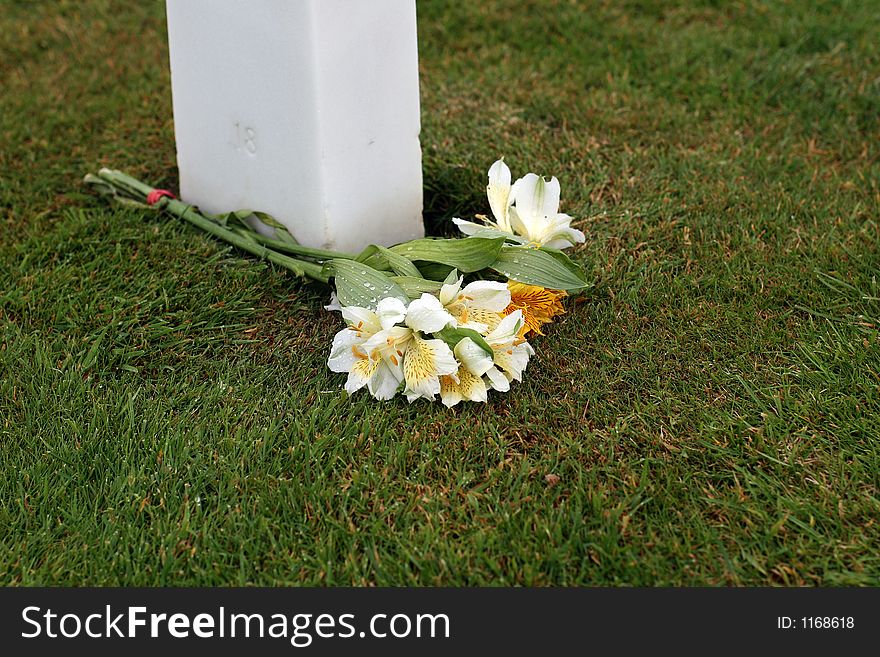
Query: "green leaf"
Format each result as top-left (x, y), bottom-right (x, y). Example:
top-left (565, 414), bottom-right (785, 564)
top-left (357, 245), bottom-right (425, 278)
top-left (378, 246), bottom-right (423, 278)
top-left (389, 276), bottom-right (443, 298)
top-left (202, 209), bottom-right (300, 246)
top-left (82, 174), bottom-right (119, 197)
top-left (462, 225), bottom-right (528, 244)
top-left (435, 326), bottom-right (494, 359)
top-left (491, 245), bottom-right (589, 291)
top-left (250, 211), bottom-right (288, 232)
top-left (83, 174), bottom-right (150, 208)
top-left (322, 259), bottom-right (409, 309)
top-left (200, 208), bottom-right (248, 229)
top-left (353, 245), bottom-right (392, 271)
top-left (418, 262), bottom-right (456, 281)
top-left (390, 237), bottom-right (506, 272)
top-left (252, 211), bottom-right (299, 245)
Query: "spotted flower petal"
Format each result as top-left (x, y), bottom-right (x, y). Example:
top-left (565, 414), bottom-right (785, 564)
top-left (403, 334), bottom-right (459, 402)
top-left (440, 369), bottom-right (488, 407)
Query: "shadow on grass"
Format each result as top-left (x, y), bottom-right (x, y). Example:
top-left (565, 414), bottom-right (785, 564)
top-left (422, 163), bottom-right (484, 238)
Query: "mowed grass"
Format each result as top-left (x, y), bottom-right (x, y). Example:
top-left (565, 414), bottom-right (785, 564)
top-left (1, 0), bottom-right (879, 586)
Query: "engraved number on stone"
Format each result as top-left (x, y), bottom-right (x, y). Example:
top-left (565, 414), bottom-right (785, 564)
top-left (233, 123), bottom-right (257, 155)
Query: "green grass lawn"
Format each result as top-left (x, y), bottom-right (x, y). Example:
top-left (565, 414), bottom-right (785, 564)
top-left (1, 0), bottom-right (878, 586)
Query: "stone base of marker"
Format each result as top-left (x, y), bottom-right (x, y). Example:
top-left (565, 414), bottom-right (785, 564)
top-left (165, 0), bottom-right (424, 253)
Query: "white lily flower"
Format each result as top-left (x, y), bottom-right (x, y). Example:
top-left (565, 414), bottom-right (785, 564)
top-left (327, 305), bottom-right (405, 400)
top-left (402, 332), bottom-right (459, 402)
top-left (508, 173), bottom-right (585, 250)
top-left (482, 310), bottom-right (534, 388)
top-left (438, 276), bottom-right (510, 334)
top-left (454, 158), bottom-right (585, 250)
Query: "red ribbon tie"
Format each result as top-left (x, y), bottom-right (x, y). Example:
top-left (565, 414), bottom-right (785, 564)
top-left (146, 189), bottom-right (177, 205)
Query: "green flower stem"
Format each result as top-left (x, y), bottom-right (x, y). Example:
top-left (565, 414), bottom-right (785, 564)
top-left (94, 169), bottom-right (329, 283)
top-left (229, 228), bottom-right (348, 262)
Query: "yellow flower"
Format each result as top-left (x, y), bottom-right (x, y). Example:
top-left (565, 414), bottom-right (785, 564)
top-left (504, 282), bottom-right (567, 336)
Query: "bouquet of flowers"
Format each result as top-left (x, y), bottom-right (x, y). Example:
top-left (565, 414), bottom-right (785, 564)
top-left (86, 159), bottom-right (588, 406)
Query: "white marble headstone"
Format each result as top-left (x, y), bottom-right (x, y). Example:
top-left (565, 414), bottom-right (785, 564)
top-left (165, 0), bottom-right (424, 253)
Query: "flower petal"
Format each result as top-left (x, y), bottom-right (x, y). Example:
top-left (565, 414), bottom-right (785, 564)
top-left (493, 341), bottom-right (533, 382)
top-left (454, 337), bottom-right (494, 376)
top-left (367, 361), bottom-right (401, 400)
top-left (509, 173), bottom-right (563, 245)
top-left (403, 334), bottom-right (458, 401)
top-left (540, 176), bottom-right (562, 219)
top-left (460, 280), bottom-right (511, 313)
top-left (324, 291), bottom-right (342, 312)
top-left (510, 173), bottom-right (539, 217)
top-left (456, 316), bottom-right (493, 334)
top-left (485, 366), bottom-right (511, 392)
top-left (405, 293), bottom-right (454, 333)
top-left (452, 218), bottom-right (484, 236)
top-left (485, 310), bottom-right (525, 345)
top-left (345, 357), bottom-right (379, 395)
top-left (340, 306), bottom-right (381, 334)
top-left (487, 158), bottom-right (512, 232)
top-left (507, 205), bottom-right (532, 242)
top-left (376, 296), bottom-right (407, 330)
top-left (543, 224), bottom-right (585, 250)
top-left (458, 368), bottom-right (488, 402)
top-left (440, 369), bottom-right (487, 406)
top-left (505, 282), bottom-right (567, 335)
top-left (439, 276), bottom-right (463, 307)
top-left (440, 374), bottom-right (463, 408)
top-left (327, 329), bottom-right (365, 373)
top-left (536, 212), bottom-right (584, 249)
top-left (361, 326), bottom-right (411, 377)
top-left (514, 173), bottom-right (559, 220)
